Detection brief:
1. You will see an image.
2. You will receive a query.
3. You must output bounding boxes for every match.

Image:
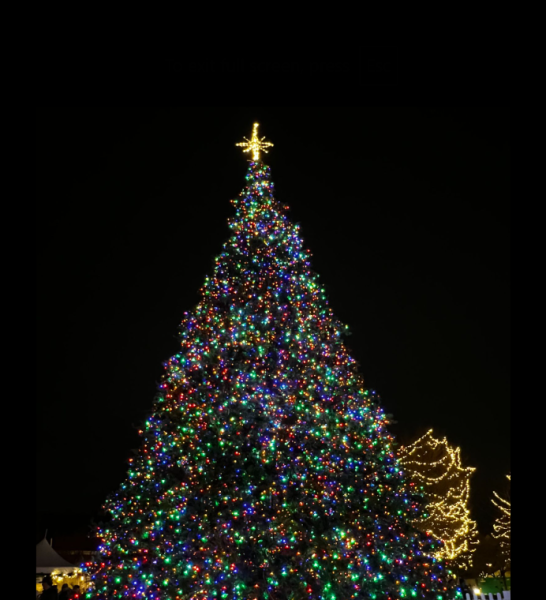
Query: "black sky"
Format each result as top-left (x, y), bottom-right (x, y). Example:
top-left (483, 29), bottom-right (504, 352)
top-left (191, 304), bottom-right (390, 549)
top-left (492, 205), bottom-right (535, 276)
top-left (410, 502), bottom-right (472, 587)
top-left (36, 107), bottom-right (510, 540)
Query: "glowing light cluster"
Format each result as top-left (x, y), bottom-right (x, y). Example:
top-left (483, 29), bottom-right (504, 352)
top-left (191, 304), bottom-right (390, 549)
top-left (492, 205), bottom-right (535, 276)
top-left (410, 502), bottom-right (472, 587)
top-left (492, 475), bottom-right (511, 566)
top-left (84, 155), bottom-right (458, 599)
top-left (236, 123), bottom-right (274, 161)
top-left (399, 430), bottom-right (479, 569)
top-left (36, 570), bottom-right (88, 595)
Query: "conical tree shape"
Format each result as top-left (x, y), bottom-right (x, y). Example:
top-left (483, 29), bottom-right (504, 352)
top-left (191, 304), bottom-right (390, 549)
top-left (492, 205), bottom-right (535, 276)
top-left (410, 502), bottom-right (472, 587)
top-left (86, 161), bottom-right (457, 600)
top-left (399, 430), bottom-right (479, 570)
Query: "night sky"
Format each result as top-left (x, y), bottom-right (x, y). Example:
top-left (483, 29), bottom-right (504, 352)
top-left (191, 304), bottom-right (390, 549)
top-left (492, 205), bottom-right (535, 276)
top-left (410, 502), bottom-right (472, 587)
top-left (36, 107), bottom-right (510, 542)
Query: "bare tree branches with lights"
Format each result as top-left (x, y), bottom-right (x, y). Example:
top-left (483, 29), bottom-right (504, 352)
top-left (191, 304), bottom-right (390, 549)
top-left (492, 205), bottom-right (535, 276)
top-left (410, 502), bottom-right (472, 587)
top-left (399, 430), bottom-right (479, 570)
top-left (492, 475), bottom-right (511, 570)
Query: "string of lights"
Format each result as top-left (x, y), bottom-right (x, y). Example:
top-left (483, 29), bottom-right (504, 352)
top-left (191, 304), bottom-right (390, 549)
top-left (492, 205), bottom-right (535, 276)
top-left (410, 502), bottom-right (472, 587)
top-left (491, 475), bottom-right (511, 566)
top-left (399, 431), bottom-right (478, 570)
top-left (84, 131), bottom-right (459, 599)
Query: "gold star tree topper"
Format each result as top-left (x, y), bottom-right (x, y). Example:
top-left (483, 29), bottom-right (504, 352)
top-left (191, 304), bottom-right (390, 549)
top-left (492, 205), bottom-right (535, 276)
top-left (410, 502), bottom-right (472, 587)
top-left (236, 123), bottom-right (274, 161)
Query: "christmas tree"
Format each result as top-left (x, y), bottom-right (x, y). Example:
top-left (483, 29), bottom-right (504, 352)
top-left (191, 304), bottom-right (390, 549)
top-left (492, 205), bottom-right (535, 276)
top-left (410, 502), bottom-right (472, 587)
top-left (491, 475), bottom-right (511, 569)
top-left (85, 125), bottom-right (458, 600)
top-left (399, 430), bottom-right (479, 570)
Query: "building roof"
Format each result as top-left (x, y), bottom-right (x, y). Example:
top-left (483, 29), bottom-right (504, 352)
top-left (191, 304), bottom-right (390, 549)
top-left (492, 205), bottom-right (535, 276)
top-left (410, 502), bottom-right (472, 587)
top-left (36, 538), bottom-right (76, 574)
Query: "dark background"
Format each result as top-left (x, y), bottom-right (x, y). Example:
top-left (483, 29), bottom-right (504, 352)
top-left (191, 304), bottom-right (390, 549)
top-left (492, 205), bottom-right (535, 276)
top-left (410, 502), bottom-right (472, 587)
top-left (36, 107), bottom-right (510, 544)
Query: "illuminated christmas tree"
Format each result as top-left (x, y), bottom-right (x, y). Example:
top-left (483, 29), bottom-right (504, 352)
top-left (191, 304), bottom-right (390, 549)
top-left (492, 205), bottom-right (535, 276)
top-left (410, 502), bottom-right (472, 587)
top-left (491, 475), bottom-right (511, 569)
top-left (85, 125), bottom-right (458, 600)
top-left (399, 430), bottom-right (479, 570)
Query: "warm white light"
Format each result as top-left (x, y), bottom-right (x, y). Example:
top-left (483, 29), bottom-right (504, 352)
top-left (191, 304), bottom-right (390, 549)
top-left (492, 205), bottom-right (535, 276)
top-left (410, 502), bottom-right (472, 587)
top-left (399, 429), bottom-right (478, 568)
top-left (236, 123), bottom-right (274, 161)
top-left (473, 589), bottom-right (481, 595)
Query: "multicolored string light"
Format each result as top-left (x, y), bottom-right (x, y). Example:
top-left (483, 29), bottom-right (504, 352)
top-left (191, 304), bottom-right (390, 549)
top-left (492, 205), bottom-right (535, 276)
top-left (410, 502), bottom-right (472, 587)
top-left (399, 430), bottom-right (479, 569)
top-left (84, 152), bottom-right (459, 600)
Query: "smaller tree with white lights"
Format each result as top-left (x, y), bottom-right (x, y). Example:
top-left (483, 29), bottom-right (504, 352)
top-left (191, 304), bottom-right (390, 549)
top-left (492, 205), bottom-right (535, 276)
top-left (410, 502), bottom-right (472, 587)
top-left (399, 430), bottom-right (479, 570)
top-left (492, 475), bottom-right (511, 573)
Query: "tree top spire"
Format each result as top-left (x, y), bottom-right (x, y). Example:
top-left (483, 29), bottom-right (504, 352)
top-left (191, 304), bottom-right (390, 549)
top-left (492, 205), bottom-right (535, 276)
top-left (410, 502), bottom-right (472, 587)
top-left (236, 123), bottom-right (273, 161)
